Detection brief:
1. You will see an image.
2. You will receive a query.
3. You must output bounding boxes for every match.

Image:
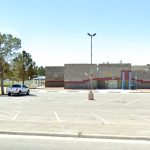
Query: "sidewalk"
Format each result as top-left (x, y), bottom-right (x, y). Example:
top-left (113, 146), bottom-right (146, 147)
top-left (42, 87), bottom-right (150, 94)
top-left (1, 86), bottom-right (150, 94)
top-left (1, 120), bottom-right (150, 140)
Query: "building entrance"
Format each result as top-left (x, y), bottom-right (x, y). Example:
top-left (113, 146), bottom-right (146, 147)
top-left (108, 80), bottom-right (117, 89)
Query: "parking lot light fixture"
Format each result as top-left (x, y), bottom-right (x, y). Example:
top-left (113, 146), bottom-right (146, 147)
top-left (87, 33), bottom-right (96, 100)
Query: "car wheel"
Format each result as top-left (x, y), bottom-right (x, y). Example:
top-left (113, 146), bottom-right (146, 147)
top-left (8, 92), bottom-right (11, 96)
top-left (27, 90), bottom-right (29, 95)
top-left (18, 91), bottom-right (22, 96)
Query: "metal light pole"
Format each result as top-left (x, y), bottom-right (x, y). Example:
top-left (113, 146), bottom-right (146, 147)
top-left (87, 33), bottom-right (96, 100)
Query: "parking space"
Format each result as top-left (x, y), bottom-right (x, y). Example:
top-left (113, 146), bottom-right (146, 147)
top-left (0, 89), bottom-right (150, 126)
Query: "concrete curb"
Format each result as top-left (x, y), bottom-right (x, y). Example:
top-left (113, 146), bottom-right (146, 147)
top-left (1, 131), bottom-right (150, 141)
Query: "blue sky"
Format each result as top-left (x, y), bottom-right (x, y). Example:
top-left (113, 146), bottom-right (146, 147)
top-left (0, 0), bottom-right (150, 66)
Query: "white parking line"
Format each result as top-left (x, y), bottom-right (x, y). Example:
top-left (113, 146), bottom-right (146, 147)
top-left (0, 111), bottom-right (19, 119)
top-left (54, 111), bottom-right (61, 122)
top-left (78, 91), bottom-right (88, 93)
top-left (12, 111), bottom-right (20, 120)
top-left (133, 114), bottom-right (150, 122)
top-left (93, 114), bottom-right (110, 124)
top-left (59, 91), bottom-right (67, 93)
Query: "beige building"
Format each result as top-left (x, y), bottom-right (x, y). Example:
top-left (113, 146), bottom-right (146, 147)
top-left (45, 66), bottom-right (64, 87)
top-left (45, 64), bottom-right (150, 89)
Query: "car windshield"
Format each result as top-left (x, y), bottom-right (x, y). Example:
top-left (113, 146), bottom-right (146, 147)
top-left (12, 85), bottom-right (21, 88)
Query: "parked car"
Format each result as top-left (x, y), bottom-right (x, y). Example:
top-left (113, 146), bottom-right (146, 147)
top-left (130, 84), bottom-right (136, 90)
top-left (6, 84), bottom-right (30, 96)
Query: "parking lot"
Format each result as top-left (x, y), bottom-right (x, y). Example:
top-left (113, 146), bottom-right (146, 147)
top-left (0, 89), bottom-right (150, 136)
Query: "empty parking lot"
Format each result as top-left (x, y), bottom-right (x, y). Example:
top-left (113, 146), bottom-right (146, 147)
top-left (0, 89), bottom-right (150, 136)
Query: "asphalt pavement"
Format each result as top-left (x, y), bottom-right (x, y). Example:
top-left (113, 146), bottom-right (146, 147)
top-left (0, 88), bottom-right (150, 140)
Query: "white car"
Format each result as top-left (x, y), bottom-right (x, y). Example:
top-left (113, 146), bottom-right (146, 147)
top-left (6, 84), bottom-right (30, 96)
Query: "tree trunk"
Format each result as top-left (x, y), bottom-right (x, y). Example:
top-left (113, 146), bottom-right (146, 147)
top-left (22, 65), bottom-right (25, 84)
top-left (22, 70), bottom-right (25, 84)
top-left (0, 63), bottom-right (4, 95)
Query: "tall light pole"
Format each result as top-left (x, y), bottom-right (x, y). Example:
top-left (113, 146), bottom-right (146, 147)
top-left (87, 33), bottom-right (96, 100)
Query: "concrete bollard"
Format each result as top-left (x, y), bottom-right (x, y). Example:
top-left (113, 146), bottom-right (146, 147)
top-left (88, 91), bottom-right (94, 100)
